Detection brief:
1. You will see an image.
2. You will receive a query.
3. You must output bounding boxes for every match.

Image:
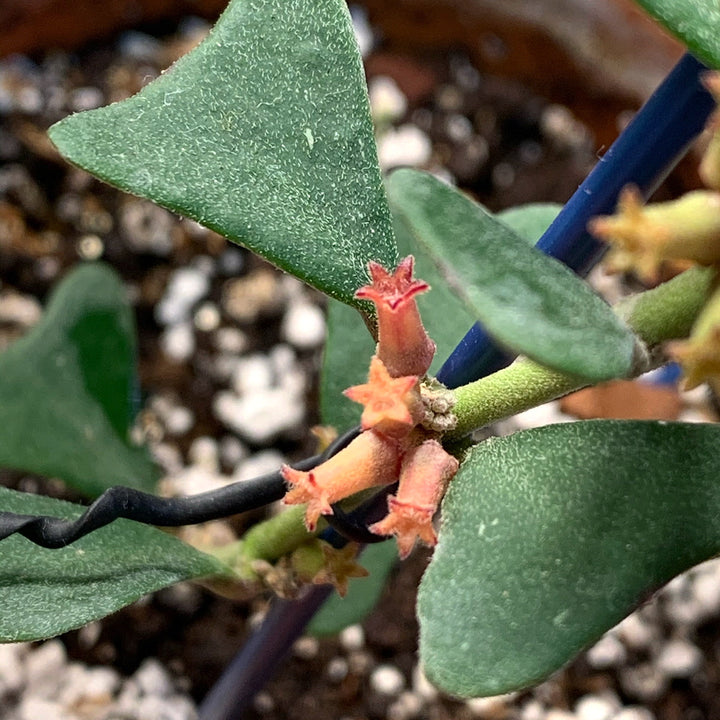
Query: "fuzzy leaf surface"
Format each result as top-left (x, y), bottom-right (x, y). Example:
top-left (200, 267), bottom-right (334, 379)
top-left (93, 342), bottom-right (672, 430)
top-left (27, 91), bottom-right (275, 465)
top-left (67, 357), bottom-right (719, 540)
top-left (419, 421), bottom-right (720, 697)
top-left (0, 263), bottom-right (157, 497)
top-left (496, 203), bottom-right (562, 244)
top-left (0, 487), bottom-right (225, 641)
top-left (385, 169), bottom-right (635, 381)
top-left (48, 0), bottom-right (396, 310)
top-left (634, 0), bottom-right (720, 69)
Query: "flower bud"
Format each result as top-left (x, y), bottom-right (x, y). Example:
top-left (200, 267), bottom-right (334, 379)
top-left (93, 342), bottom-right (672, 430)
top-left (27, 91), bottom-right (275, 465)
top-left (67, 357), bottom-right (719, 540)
top-left (343, 355), bottom-right (423, 438)
top-left (588, 185), bottom-right (720, 283)
top-left (356, 256), bottom-right (436, 377)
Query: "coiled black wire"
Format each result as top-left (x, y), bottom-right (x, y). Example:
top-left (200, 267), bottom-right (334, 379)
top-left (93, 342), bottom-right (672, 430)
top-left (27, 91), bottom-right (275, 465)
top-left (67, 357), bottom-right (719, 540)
top-left (0, 426), bottom-right (368, 548)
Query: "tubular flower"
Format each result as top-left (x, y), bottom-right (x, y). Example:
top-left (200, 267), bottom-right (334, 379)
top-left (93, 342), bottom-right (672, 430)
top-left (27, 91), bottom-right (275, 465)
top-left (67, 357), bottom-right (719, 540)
top-left (343, 355), bottom-right (423, 438)
top-left (369, 439), bottom-right (459, 559)
top-left (588, 185), bottom-right (720, 283)
top-left (356, 256), bottom-right (436, 377)
top-left (281, 430), bottom-right (401, 531)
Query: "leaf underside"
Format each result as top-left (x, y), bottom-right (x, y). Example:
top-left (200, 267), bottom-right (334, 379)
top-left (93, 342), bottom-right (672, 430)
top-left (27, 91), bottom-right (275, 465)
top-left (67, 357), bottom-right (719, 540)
top-left (418, 421), bottom-right (720, 697)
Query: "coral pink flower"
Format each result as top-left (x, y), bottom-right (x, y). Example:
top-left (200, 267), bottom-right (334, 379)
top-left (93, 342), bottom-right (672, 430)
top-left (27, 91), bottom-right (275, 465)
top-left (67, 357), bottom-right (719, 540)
top-left (343, 355), bottom-right (423, 438)
top-left (356, 256), bottom-right (436, 378)
top-left (282, 430), bottom-right (401, 531)
top-left (370, 439), bottom-right (459, 558)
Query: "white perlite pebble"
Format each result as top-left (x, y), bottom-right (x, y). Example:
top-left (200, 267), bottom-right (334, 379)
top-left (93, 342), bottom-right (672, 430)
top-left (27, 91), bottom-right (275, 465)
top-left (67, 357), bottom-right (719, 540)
top-left (575, 692), bottom-right (621, 720)
top-left (466, 693), bottom-right (516, 716)
top-left (16, 697), bottom-right (69, 720)
top-left (133, 658), bottom-right (177, 698)
top-left (545, 710), bottom-right (577, 720)
top-left (369, 76), bottom-right (407, 123)
top-left (0, 291), bottom-right (42, 326)
top-left (188, 436), bottom-right (219, 472)
top-left (377, 125), bottom-right (432, 170)
top-left (214, 389), bottom-right (304, 444)
top-left (57, 663), bottom-right (119, 707)
top-left (388, 691), bottom-right (423, 720)
top-left (25, 640), bottom-right (66, 694)
top-left (411, 665), bottom-right (438, 702)
top-left (281, 302), bottom-right (326, 349)
top-left (214, 326), bottom-right (248, 355)
top-left (292, 636), bottom-right (319, 660)
top-left (370, 664), bottom-right (406, 696)
top-left (693, 563), bottom-right (720, 616)
top-left (616, 612), bottom-right (658, 651)
top-left (613, 707), bottom-right (656, 720)
top-left (232, 354), bottom-right (275, 395)
top-left (233, 450), bottom-right (286, 482)
top-left (135, 693), bottom-right (198, 720)
top-left (194, 302), bottom-right (221, 332)
top-left (520, 699), bottom-right (546, 720)
top-left (0, 643), bottom-right (27, 694)
top-left (350, 5), bottom-right (375, 57)
top-left (161, 322), bottom-right (195, 362)
top-left (586, 632), bottom-right (627, 669)
top-left (654, 638), bottom-right (703, 677)
top-left (619, 663), bottom-right (668, 703)
top-left (340, 624), bottom-right (365, 651)
top-left (325, 657), bottom-right (349, 683)
top-left (156, 268), bottom-right (211, 326)
top-left (253, 691), bottom-right (275, 713)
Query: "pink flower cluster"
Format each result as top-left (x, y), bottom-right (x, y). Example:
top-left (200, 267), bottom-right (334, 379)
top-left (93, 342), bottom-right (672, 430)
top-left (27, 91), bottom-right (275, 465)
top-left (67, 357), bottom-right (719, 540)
top-left (281, 257), bottom-right (458, 558)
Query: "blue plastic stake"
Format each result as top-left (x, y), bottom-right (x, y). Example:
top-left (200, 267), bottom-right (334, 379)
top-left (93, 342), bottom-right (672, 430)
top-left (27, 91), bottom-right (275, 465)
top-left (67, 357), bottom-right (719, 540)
top-left (437, 52), bottom-right (715, 389)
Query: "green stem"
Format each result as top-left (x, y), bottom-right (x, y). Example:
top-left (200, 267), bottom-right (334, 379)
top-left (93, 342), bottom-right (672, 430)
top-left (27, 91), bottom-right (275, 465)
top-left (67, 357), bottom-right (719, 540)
top-left (449, 266), bottom-right (716, 439)
top-left (211, 505), bottom-right (317, 580)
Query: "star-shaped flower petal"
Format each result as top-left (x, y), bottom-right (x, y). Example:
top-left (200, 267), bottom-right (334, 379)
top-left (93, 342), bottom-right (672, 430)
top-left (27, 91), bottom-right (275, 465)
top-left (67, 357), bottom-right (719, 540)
top-left (369, 439), bottom-right (459, 558)
top-left (344, 355), bottom-right (422, 438)
top-left (281, 430), bottom-right (401, 531)
top-left (356, 256), bottom-right (436, 377)
top-left (312, 542), bottom-right (369, 597)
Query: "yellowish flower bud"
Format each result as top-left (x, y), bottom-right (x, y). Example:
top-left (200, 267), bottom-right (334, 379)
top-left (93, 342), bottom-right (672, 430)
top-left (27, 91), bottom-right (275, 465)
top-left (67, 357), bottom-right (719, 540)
top-left (588, 185), bottom-right (720, 283)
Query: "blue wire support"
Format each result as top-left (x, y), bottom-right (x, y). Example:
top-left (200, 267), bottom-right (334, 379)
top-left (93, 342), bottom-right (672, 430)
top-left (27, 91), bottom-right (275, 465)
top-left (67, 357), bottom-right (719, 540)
top-left (199, 52), bottom-right (716, 720)
top-left (437, 52), bottom-right (715, 389)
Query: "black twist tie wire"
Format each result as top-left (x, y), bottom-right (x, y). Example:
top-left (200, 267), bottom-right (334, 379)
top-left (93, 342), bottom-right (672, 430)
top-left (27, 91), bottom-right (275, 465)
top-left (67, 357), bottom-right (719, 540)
top-left (0, 425), bottom-right (362, 549)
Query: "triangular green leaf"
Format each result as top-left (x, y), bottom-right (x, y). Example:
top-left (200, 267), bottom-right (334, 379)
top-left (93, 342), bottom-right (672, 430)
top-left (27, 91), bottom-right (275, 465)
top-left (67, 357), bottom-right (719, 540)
top-left (48, 0), bottom-right (396, 310)
top-left (0, 263), bottom-right (158, 496)
top-left (386, 169), bottom-right (636, 382)
top-left (419, 421), bottom-right (720, 697)
top-left (0, 486), bottom-right (226, 641)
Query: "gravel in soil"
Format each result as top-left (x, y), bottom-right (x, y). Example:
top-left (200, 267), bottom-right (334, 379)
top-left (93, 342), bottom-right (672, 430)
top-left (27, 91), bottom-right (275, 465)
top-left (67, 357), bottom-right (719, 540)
top-left (1, 9), bottom-right (720, 720)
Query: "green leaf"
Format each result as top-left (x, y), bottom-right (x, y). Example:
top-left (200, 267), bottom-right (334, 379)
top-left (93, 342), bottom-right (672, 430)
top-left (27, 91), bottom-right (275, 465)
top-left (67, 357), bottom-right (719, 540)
top-left (308, 541), bottom-right (397, 636)
top-left (0, 263), bottom-right (158, 497)
top-left (418, 421), bottom-right (720, 697)
top-left (0, 486), bottom-right (226, 641)
top-left (385, 169), bottom-right (636, 382)
top-left (634, 0), bottom-right (720, 69)
top-left (48, 0), bottom-right (396, 311)
top-left (496, 203), bottom-right (562, 244)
